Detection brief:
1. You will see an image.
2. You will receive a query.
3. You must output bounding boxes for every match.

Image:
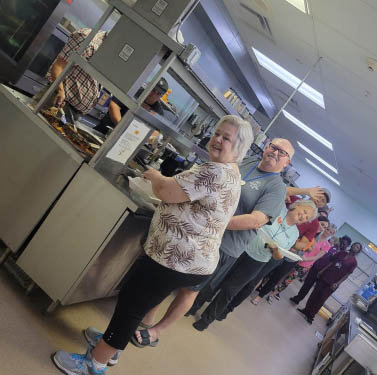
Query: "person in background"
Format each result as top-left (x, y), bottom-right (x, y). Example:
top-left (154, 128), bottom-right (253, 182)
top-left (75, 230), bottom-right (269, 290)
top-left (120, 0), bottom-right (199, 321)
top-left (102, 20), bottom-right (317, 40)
top-left (295, 241), bottom-right (362, 324)
top-left (318, 208), bottom-right (329, 219)
top-left (289, 235), bottom-right (352, 309)
top-left (46, 28), bottom-right (107, 123)
top-left (52, 115), bottom-right (254, 375)
top-left (191, 199), bottom-right (317, 330)
top-left (186, 139), bottom-right (295, 322)
top-left (251, 188), bottom-right (331, 304)
top-left (93, 78), bottom-right (169, 134)
top-left (253, 220), bottom-right (335, 305)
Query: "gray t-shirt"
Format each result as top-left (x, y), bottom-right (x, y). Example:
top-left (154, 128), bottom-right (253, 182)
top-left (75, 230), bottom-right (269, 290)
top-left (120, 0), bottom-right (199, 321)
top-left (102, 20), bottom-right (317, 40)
top-left (246, 206), bottom-right (299, 262)
top-left (220, 158), bottom-right (286, 258)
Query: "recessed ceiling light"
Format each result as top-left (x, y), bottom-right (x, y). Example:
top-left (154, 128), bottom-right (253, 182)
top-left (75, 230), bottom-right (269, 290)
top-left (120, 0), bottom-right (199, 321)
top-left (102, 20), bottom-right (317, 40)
top-left (283, 110), bottom-right (333, 150)
top-left (297, 142), bottom-right (338, 174)
top-left (305, 158), bottom-right (340, 186)
top-left (285, 0), bottom-right (309, 14)
top-left (252, 47), bottom-right (325, 108)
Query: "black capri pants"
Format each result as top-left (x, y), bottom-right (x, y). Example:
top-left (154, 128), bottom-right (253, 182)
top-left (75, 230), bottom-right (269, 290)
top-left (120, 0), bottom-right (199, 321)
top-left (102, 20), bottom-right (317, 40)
top-left (103, 255), bottom-right (208, 350)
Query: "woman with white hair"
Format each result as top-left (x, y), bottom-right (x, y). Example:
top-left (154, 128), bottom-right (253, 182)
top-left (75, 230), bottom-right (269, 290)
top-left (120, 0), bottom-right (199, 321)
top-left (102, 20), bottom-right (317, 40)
top-left (52, 115), bottom-right (254, 375)
top-left (192, 199), bottom-right (318, 330)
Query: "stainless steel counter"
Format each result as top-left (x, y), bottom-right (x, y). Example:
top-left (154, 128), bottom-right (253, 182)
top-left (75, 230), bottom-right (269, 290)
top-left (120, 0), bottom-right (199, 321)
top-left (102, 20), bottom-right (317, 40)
top-left (0, 85), bottom-right (83, 253)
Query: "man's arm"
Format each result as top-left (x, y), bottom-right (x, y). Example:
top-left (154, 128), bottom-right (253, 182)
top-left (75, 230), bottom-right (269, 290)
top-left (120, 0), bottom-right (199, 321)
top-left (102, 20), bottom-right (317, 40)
top-left (286, 186), bottom-right (324, 202)
top-left (50, 57), bottom-right (67, 107)
top-left (108, 100), bottom-right (122, 125)
top-left (226, 210), bottom-right (269, 230)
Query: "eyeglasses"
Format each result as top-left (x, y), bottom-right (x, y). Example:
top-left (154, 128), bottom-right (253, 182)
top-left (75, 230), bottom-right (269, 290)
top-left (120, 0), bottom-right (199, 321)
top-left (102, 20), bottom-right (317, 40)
top-left (268, 143), bottom-right (290, 158)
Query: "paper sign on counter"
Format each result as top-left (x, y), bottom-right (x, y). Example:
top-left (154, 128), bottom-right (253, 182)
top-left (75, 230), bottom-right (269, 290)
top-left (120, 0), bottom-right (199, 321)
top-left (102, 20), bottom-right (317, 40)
top-left (106, 119), bottom-right (151, 164)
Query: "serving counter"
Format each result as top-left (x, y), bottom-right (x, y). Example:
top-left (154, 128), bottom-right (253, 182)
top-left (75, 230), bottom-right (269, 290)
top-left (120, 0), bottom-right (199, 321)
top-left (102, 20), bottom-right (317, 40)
top-left (312, 277), bottom-right (377, 375)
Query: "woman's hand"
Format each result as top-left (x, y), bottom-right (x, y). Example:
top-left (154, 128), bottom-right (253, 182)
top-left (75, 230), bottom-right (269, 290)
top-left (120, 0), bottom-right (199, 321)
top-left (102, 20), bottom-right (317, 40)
top-left (143, 167), bottom-right (161, 182)
top-left (267, 244), bottom-right (283, 260)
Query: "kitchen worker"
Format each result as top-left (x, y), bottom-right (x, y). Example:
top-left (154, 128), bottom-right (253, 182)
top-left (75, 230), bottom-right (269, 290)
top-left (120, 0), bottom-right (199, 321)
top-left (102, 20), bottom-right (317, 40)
top-left (46, 28), bottom-right (107, 123)
top-left (296, 241), bottom-right (361, 324)
top-left (93, 78), bottom-right (169, 135)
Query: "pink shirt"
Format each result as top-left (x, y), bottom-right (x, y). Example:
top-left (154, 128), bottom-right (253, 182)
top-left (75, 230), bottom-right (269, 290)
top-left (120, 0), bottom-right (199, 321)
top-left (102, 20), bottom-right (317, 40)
top-left (299, 239), bottom-right (331, 269)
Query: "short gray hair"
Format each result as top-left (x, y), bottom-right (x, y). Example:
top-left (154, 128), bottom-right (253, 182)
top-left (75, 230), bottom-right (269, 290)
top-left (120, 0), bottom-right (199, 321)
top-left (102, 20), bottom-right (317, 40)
top-left (214, 115), bottom-right (254, 163)
top-left (289, 199), bottom-right (318, 221)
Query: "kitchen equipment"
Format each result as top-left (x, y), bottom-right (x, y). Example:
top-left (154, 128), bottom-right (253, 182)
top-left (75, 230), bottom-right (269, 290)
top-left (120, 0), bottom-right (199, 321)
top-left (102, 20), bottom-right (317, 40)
top-left (258, 228), bottom-right (303, 261)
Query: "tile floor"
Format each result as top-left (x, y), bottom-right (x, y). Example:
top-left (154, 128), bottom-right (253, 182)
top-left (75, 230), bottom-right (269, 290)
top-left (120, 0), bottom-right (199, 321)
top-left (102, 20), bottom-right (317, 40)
top-left (0, 268), bottom-right (327, 375)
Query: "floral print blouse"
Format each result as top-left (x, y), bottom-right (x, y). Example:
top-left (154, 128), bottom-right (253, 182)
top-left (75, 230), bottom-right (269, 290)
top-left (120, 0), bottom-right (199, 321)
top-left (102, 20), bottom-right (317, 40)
top-left (144, 162), bottom-right (241, 275)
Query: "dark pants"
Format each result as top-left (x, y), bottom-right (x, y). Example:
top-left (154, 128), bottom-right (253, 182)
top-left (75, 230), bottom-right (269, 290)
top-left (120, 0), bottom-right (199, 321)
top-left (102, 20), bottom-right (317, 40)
top-left (188, 250), bottom-right (237, 312)
top-left (301, 279), bottom-right (333, 319)
top-left (200, 253), bottom-right (265, 325)
top-left (292, 266), bottom-right (319, 303)
top-left (226, 257), bottom-right (283, 313)
top-left (103, 255), bottom-right (207, 350)
top-left (258, 259), bottom-right (298, 297)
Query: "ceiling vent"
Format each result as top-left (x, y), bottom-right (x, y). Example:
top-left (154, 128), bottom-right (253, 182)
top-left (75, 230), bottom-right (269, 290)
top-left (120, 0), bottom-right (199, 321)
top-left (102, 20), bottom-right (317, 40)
top-left (238, 1), bottom-right (274, 41)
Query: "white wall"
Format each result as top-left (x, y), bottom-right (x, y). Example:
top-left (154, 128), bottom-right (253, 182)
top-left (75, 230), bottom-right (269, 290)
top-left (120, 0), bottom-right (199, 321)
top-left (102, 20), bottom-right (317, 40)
top-left (293, 156), bottom-right (377, 244)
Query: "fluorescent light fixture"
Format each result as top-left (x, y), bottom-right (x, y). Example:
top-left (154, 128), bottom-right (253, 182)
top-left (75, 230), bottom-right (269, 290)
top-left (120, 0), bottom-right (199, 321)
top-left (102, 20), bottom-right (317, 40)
top-left (252, 48), bottom-right (324, 108)
top-left (286, 0), bottom-right (309, 14)
top-left (283, 110), bottom-right (333, 150)
top-left (305, 158), bottom-right (340, 186)
top-left (297, 142), bottom-right (338, 174)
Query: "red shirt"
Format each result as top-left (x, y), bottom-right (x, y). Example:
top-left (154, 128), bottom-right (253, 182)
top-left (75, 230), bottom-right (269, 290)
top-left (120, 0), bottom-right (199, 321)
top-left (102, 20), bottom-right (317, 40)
top-left (287, 196), bottom-right (319, 241)
top-left (321, 252), bottom-right (357, 285)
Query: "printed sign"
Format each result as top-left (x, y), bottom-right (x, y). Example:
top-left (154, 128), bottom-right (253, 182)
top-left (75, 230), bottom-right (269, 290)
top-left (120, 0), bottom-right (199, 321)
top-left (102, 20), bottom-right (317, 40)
top-left (106, 119), bottom-right (151, 164)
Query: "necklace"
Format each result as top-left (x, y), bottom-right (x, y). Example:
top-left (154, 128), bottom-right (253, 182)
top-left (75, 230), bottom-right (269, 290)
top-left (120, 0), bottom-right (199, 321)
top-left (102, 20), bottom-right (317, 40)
top-left (271, 214), bottom-right (290, 240)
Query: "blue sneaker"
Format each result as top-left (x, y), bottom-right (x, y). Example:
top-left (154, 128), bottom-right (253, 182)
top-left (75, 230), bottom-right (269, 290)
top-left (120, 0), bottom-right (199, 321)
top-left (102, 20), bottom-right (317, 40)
top-left (84, 327), bottom-right (120, 366)
top-left (52, 350), bottom-right (106, 375)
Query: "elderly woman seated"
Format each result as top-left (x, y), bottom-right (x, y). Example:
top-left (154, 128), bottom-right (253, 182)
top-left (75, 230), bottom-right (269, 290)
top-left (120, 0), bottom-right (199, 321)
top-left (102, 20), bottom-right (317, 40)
top-left (52, 114), bottom-right (254, 375)
top-left (192, 198), bottom-right (318, 330)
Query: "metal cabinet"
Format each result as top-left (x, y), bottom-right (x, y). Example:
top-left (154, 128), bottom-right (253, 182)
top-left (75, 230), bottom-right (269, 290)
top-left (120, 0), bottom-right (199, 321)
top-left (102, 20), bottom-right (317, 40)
top-left (0, 85), bottom-right (83, 252)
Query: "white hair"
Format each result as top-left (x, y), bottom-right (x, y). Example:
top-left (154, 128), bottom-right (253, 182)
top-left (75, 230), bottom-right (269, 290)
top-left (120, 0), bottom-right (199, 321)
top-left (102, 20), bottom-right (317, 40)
top-left (289, 199), bottom-right (318, 221)
top-left (214, 115), bottom-right (254, 163)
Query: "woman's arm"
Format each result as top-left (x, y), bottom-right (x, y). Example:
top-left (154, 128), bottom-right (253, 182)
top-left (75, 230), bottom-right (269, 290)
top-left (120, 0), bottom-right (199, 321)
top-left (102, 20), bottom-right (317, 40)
top-left (226, 211), bottom-right (269, 230)
top-left (143, 167), bottom-right (189, 203)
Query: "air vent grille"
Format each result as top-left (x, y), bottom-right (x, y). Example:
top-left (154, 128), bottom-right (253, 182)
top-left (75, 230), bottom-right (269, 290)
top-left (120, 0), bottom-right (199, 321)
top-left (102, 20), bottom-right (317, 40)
top-left (239, 1), bottom-right (273, 40)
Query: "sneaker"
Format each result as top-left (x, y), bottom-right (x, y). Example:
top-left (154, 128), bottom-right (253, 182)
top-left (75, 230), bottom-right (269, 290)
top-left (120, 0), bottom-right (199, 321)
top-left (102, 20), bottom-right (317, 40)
top-left (266, 296), bottom-right (273, 305)
top-left (83, 327), bottom-right (120, 366)
top-left (274, 293), bottom-right (281, 301)
top-left (52, 350), bottom-right (106, 375)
